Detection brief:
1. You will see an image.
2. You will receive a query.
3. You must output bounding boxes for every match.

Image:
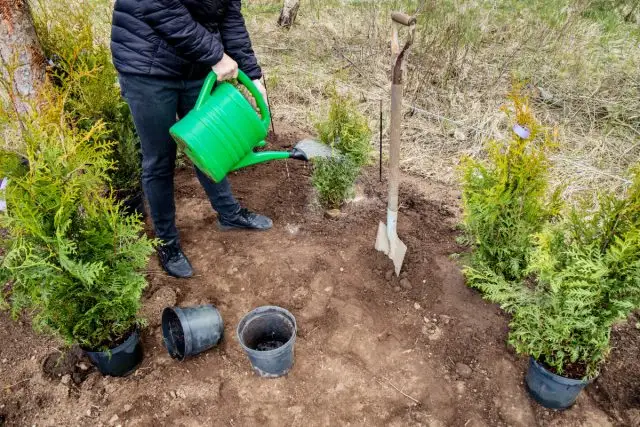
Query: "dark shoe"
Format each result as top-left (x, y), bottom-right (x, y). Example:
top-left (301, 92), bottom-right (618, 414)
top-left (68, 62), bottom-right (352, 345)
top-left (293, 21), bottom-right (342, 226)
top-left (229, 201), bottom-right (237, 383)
top-left (157, 240), bottom-right (193, 278)
top-left (218, 208), bottom-right (273, 231)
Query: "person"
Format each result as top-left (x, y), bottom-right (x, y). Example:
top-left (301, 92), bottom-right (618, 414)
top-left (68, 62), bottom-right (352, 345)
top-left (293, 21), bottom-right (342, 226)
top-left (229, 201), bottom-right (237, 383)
top-left (111, 0), bottom-right (272, 279)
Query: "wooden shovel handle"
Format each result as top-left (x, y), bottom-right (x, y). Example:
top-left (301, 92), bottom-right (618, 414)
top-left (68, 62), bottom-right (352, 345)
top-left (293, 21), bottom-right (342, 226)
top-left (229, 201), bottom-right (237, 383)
top-left (391, 12), bottom-right (416, 26)
top-left (388, 83), bottom-right (403, 212)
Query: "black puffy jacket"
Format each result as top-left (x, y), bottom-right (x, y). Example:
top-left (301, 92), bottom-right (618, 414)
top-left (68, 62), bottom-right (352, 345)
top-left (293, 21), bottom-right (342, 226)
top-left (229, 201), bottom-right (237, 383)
top-left (111, 0), bottom-right (261, 80)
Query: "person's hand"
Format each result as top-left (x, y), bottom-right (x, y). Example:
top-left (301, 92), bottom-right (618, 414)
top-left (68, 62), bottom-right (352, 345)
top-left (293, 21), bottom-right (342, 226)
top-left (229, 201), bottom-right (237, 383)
top-left (212, 53), bottom-right (238, 81)
top-left (252, 79), bottom-right (268, 104)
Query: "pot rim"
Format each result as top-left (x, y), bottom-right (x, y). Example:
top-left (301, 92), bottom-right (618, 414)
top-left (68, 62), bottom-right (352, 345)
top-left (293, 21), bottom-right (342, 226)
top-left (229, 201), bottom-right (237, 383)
top-left (84, 327), bottom-right (140, 355)
top-left (529, 357), bottom-right (594, 386)
top-left (236, 305), bottom-right (297, 356)
top-left (162, 306), bottom-right (194, 360)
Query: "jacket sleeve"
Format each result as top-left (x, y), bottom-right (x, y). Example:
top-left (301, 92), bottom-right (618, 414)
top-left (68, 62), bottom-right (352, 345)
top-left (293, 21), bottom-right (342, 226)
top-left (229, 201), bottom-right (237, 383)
top-left (140, 0), bottom-right (225, 66)
top-left (220, 0), bottom-right (262, 79)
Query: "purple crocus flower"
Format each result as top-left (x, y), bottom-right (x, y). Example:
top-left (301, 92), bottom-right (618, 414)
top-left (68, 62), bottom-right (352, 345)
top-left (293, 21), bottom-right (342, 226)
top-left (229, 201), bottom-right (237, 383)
top-left (513, 124), bottom-right (531, 139)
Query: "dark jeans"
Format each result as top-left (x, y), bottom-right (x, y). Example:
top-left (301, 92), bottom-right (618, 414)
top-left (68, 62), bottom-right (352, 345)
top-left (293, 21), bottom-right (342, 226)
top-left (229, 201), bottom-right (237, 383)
top-left (119, 73), bottom-right (241, 243)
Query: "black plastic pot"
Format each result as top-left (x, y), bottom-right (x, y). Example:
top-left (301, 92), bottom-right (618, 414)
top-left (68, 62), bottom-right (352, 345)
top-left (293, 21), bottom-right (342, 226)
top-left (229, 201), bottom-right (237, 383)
top-left (237, 306), bottom-right (297, 378)
top-left (526, 358), bottom-right (591, 409)
top-left (162, 305), bottom-right (224, 361)
top-left (85, 329), bottom-right (143, 377)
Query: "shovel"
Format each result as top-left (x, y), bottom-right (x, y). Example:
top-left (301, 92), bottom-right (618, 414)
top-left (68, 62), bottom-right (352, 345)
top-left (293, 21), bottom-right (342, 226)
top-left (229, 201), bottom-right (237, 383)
top-left (375, 12), bottom-right (416, 276)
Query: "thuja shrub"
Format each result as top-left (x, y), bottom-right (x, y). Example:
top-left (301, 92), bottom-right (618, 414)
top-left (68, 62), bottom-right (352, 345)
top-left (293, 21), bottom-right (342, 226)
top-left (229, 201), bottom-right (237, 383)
top-left (459, 88), bottom-right (640, 379)
top-left (33, 0), bottom-right (142, 198)
top-left (459, 89), bottom-right (562, 284)
top-left (507, 166), bottom-right (640, 378)
top-left (0, 83), bottom-right (154, 351)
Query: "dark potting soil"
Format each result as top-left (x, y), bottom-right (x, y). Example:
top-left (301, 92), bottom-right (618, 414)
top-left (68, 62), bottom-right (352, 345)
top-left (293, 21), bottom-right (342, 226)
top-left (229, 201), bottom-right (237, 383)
top-left (254, 340), bottom-right (285, 351)
top-left (540, 357), bottom-right (589, 380)
top-left (84, 327), bottom-right (136, 353)
top-left (42, 345), bottom-right (94, 385)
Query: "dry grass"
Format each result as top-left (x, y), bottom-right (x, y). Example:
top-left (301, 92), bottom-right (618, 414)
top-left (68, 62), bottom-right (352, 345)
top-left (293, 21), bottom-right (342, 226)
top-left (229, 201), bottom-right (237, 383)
top-left (244, 0), bottom-right (640, 198)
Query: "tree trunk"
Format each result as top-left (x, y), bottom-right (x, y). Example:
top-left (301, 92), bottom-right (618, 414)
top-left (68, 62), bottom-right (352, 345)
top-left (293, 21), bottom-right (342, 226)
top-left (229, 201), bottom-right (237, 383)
top-left (0, 0), bottom-right (46, 112)
top-left (277, 0), bottom-right (300, 28)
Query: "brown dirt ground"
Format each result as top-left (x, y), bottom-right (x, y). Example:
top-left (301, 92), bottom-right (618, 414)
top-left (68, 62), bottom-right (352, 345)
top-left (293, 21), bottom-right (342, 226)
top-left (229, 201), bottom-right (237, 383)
top-left (1, 128), bottom-right (639, 427)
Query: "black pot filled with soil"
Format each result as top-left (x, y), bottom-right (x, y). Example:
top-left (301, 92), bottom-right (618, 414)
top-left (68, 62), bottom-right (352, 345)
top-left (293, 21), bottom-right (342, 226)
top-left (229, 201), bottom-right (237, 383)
top-left (84, 329), bottom-right (143, 377)
top-left (526, 358), bottom-right (592, 409)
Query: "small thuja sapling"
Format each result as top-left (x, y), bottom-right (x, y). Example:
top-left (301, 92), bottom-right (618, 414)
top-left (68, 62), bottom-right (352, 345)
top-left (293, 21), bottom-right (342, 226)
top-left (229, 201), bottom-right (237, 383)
top-left (315, 87), bottom-right (372, 168)
top-left (312, 88), bottom-right (372, 209)
top-left (311, 157), bottom-right (360, 209)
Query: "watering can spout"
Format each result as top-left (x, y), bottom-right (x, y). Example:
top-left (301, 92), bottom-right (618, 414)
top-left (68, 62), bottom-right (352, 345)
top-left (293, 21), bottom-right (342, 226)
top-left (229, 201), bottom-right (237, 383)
top-left (230, 149), bottom-right (293, 172)
top-left (229, 140), bottom-right (334, 172)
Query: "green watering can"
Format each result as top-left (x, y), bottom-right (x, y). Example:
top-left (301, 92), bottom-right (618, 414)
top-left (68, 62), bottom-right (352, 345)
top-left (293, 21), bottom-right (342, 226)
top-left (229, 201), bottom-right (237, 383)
top-left (170, 70), bottom-right (330, 183)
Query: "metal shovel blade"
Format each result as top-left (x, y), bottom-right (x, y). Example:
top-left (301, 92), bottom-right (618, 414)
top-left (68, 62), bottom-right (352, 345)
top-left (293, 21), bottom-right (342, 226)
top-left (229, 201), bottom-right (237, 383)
top-left (375, 221), bottom-right (407, 276)
top-left (292, 139), bottom-right (336, 160)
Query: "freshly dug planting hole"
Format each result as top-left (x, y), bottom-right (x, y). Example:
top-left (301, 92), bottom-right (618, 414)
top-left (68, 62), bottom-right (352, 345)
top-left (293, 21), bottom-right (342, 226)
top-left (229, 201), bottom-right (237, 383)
top-left (42, 346), bottom-right (92, 384)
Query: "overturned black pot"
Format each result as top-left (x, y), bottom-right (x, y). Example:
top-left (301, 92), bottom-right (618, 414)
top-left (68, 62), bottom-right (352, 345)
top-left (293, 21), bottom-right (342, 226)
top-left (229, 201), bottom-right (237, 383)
top-left (526, 358), bottom-right (591, 409)
top-left (85, 329), bottom-right (143, 377)
top-left (162, 305), bottom-right (224, 361)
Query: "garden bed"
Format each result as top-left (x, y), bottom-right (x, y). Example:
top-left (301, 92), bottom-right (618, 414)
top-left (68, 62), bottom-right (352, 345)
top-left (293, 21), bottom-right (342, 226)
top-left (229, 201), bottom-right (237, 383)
top-left (0, 128), bottom-right (636, 426)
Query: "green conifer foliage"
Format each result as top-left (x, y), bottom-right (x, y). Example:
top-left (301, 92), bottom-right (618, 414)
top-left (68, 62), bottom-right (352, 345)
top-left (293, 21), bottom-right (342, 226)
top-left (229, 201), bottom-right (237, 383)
top-left (459, 89), bottom-right (562, 283)
top-left (509, 167), bottom-right (640, 378)
top-left (460, 88), bottom-right (640, 379)
top-left (0, 85), bottom-right (154, 351)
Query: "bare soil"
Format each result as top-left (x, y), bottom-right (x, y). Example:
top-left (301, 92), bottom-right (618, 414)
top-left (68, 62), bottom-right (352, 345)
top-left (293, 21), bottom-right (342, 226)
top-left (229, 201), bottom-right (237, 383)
top-left (588, 316), bottom-right (640, 426)
top-left (0, 128), bottom-right (638, 426)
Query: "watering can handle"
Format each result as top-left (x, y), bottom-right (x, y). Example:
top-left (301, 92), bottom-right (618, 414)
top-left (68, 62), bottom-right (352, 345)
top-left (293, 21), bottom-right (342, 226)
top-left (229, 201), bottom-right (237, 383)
top-left (195, 70), bottom-right (271, 132)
